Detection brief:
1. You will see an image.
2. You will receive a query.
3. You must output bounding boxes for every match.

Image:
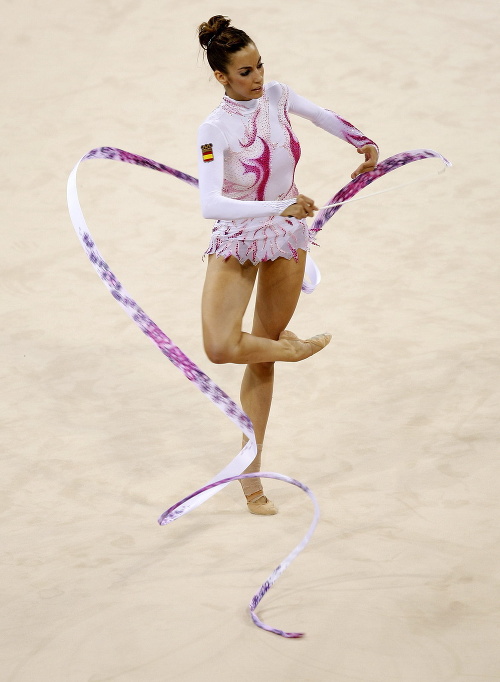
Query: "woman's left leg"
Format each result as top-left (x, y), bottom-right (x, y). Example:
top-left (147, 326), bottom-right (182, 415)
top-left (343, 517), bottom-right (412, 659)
top-left (240, 250), bottom-right (309, 510)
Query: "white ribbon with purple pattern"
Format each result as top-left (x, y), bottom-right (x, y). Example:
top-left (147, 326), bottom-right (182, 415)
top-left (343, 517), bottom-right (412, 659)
top-left (67, 146), bottom-right (450, 638)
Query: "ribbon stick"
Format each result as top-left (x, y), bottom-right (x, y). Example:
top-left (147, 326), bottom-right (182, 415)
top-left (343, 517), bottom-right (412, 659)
top-left (67, 145), bottom-right (450, 637)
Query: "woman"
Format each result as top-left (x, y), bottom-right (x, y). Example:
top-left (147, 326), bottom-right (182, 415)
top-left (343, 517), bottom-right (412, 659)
top-left (197, 16), bottom-right (378, 515)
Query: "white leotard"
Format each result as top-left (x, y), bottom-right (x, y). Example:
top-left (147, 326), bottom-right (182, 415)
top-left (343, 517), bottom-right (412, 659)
top-left (197, 81), bottom-right (377, 263)
top-left (198, 81), bottom-right (377, 219)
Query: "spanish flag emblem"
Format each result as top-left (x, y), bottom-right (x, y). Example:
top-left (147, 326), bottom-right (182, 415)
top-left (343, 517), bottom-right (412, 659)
top-left (201, 143), bottom-right (214, 163)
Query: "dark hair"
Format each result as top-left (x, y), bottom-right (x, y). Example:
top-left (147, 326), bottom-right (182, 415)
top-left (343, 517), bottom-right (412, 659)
top-left (198, 15), bottom-right (253, 73)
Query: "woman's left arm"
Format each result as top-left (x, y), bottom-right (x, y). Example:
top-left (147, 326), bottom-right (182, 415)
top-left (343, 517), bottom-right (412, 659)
top-left (288, 86), bottom-right (379, 179)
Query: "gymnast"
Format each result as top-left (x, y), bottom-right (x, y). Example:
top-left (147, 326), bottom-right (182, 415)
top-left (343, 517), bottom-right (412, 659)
top-left (197, 15), bottom-right (379, 515)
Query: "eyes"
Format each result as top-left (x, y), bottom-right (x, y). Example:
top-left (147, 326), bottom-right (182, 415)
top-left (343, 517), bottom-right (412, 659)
top-left (240, 62), bottom-right (264, 77)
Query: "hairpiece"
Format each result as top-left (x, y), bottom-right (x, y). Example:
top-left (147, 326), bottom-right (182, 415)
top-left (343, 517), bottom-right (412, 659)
top-left (207, 30), bottom-right (222, 48)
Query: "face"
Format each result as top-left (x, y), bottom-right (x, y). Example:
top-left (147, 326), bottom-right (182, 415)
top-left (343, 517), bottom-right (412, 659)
top-left (214, 43), bottom-right (264, 101)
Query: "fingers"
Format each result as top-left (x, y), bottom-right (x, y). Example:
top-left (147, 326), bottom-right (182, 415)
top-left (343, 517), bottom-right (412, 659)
top-left (351, 144), bottom-right (379, 179)
top-left (295, 194), bottom-right (318, 218)
top-left (280, 194), bottom-right (324, 219)
top-left (351, 161), bottom-right (374, 179)
top-left (297, 194), bottom-right (318, 209)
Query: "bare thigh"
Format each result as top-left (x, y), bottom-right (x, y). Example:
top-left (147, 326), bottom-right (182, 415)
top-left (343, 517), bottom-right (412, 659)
top-left (251, 250), bottom-right (307, 340)
top-left (201, 254), bottom-right (258, 361)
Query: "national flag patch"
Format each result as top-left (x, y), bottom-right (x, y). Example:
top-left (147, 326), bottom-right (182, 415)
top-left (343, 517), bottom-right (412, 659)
top-left (201, 143), bottom-right (214, 163)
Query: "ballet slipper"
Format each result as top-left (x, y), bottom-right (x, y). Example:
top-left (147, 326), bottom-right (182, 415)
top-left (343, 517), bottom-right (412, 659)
top-left (246, 491), bottom-right (278, 516)
top-left (279, 329), bottom-right (332, 361)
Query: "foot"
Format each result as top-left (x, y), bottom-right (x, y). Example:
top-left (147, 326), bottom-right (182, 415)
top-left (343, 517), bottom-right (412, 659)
top-left (246, 491), bottom-right (278, 516)
top-left (278, 329), bottom-right (332, 361)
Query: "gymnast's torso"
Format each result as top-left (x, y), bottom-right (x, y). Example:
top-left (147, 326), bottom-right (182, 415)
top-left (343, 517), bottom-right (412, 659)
top-left (197, 81), bottom-right (377, 263)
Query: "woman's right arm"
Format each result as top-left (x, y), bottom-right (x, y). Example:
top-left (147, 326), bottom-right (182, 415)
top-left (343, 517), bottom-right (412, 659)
top-left (197, 123), bottom-right (297, 220)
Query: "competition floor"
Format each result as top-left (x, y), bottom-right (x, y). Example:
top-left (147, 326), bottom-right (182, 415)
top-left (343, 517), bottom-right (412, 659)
top-left (2, 1), bottom-right (499, 680)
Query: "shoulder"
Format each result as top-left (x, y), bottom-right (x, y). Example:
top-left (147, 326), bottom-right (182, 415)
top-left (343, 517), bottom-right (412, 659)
top-left (198, 104), bottom-right (224, 136)
top-left (199, 104), bottom-right (224, 129)
top-left (263, 81), bottom-right (294, 111)
top-left (264, 80), bottom-right (288, 93)
top-left (198, 116), bottom-right (228, 150)
top-left (264, 81), bottom-right (290, 99)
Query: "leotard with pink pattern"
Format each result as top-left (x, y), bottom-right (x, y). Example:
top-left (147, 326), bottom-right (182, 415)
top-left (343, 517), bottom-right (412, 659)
top-left (197, 81), bottom-right (377, 263)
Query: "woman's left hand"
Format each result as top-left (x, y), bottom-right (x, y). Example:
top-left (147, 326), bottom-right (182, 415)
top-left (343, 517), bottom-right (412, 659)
top-left (351, 144), bottom-right (379, 179)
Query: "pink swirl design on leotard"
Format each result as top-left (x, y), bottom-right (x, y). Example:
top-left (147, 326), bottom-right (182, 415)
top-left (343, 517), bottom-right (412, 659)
top-left (281, 96), bottom-right (301, 194)
top-left (239, 108), bottom-right (259, 148)
top-left (236, 103), bottom-right (273, 200)
top-left (67, 145), bottom-right (449, 637)
top-left (241, 137), bottom-right (272, 201)
top-left (325, 110), bottom-right (377, 149)
top-left (285, 118), bottom-right (302, 167)
top-left (281, 89), bottom-right (301, 168)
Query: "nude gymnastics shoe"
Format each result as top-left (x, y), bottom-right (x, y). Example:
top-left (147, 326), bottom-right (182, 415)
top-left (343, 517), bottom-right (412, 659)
top-left (246, 492), bottom-right (278, 516)
top-left (279, 329), bottom-right (332, 361)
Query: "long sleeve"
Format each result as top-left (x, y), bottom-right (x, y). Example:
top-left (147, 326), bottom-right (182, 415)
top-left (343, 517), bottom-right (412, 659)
top-left (197, 122), bottom-right (296, 220)
top-left (288, 87), bottom-right (378, 151)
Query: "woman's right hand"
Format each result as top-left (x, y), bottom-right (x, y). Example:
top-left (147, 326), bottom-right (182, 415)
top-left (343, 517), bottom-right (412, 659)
top-left (280, 194), bottom-right (318, 219)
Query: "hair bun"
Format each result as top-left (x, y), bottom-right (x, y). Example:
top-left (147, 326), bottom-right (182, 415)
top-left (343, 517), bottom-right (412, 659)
top-left (197, 16), bottom-right (252, 73)
top-left (198, 15), bottom-right (231, 49)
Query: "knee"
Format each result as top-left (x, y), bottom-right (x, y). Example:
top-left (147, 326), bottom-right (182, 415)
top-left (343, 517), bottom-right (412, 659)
top-left (204, 339), bottom-right (235, 364)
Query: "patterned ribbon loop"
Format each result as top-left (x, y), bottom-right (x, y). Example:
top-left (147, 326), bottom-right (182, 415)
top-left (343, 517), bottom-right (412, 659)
top-left (312, 148), bottom-right (451, 233)
top-left (67, 145), bottom-right (450, 637)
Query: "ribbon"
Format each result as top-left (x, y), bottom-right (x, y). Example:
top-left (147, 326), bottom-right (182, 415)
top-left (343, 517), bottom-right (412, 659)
top-left (312, 148), bottom-right (451, 233)
top-left (67, 145), bottom-right (449, 637)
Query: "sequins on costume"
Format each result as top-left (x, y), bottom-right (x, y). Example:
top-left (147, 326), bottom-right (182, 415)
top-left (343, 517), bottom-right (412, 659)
top-left (197, 81), bottom-right (377, 264)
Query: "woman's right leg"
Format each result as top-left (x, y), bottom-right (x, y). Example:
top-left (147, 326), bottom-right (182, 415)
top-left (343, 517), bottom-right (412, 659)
top-left (202, 254), bottom-right (331, 365)
top-left (202, 253), bottom-right (330, 514)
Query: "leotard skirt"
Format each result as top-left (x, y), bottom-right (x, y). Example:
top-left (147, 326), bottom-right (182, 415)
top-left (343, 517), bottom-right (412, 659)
top-left (204, 214), bottom-right (313, 264)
